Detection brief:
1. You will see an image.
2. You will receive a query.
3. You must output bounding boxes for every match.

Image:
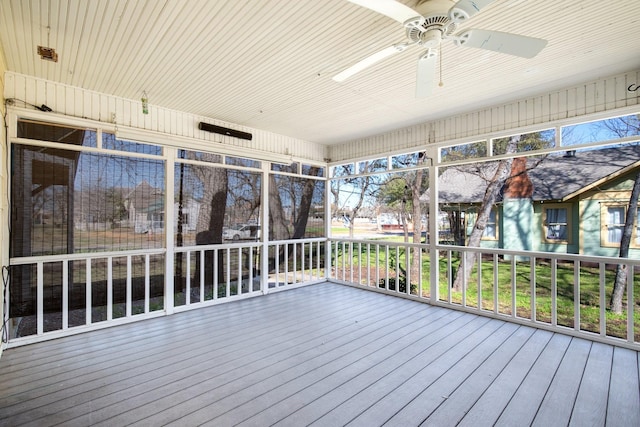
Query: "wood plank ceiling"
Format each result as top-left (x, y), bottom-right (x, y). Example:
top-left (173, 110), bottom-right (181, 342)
top-left (1, 0), bottom-right (639, 145)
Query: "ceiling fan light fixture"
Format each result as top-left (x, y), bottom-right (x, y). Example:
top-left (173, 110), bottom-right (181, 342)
top-left (333, 43), bottom-right (409, 82)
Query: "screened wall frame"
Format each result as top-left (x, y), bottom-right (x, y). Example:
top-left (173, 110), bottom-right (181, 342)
top-left (328, 107), bottom-right (640, 302)
top-left (2, 102), bottom-right (640, 344)
top-left (3, 107), bottom-right (329, 343)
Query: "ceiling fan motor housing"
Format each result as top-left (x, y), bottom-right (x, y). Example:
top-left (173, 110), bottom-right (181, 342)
top-left (406, 0), bottom-right (458, 44)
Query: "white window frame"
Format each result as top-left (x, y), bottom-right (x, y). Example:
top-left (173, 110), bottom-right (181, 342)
top-left (542, 204), bottom-right (572, 244)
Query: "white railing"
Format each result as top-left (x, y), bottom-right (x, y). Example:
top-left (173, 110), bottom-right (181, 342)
top-left (6, 238), bottom-right (327, 346)
top-left (7, 248), bottom-right (167, 346)
top-left (173, 242), bottom-right (263, 310)
top-left (12, 237), bottom-right (637, 350)
top-left (329, 238), bottom-right (640, 350)
top-left (172, 238), bottom-right (326, 311)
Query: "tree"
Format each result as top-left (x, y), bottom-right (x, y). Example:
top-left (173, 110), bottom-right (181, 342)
top-left (292, 167), bottom-right (322, 238)
top-left (191, 155), bottom-right (228, 288)
top-left (378, 177), bottom-right (410, 239)
top-left (609, 172), bottom-right (640, 313)
top-left (449, 131), bottom-right (553, 291)
top-left (452, 136), bottom-right (519, 291)
top-left (268, 167), bottom-right (324, 271)
top-left (377, 153), bottom-right (429, 288)
top-left (332, 161), bottom-right (382, 238)
top-left (602, 115), bottom-right (640, 313)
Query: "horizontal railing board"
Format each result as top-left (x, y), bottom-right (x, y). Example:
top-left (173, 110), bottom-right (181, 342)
top-left (7, 239), bottom-right (329, 345)
top-left (329, 238), bottom-right (640, 351)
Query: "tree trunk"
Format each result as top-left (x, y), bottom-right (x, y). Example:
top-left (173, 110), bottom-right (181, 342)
top-left (193, 161), bottom-right (228, 289)
top-left (609, 171), bottom-right (640, 313)
top-left (452, 136), bottom-right (520, 291)
top-left (268, 174), bottom-right (290, 240)
top-left (348, 175), bottom-right (372, 238)
top-left (409, 167), bottom-right (425, 288)
top-left (292, 167), bottom-right (321, 238)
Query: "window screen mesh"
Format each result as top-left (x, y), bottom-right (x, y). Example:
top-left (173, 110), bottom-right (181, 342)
top-left (11, 144), bottom-right (165, 256)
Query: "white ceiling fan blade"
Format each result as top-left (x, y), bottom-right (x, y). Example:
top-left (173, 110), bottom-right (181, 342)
top-left (454, 29), bottom-right (547, 58)
top-left (415, 48), bottom-right (437, 98)
top-left (333, 43), bottom-right (409, 82)
top-left (449, 0), bottom-right (498, 22)
top-left (348, 0), bottom-right (422, 25)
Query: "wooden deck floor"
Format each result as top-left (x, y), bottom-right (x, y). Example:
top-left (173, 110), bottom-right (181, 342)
top-left (1, 282), bottom-right (639, 427)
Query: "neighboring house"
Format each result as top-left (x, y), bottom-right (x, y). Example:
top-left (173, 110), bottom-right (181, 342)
top-left (124, 181), bottom-right (165, 234)
top-left (175, 197), bottom-right (200, 232)
top-left (124, 181), bottom-right (201, 234)
top-left (74, 187), bottom-right (128, 231)
top-left (431, 144), bottom-right (640, 258)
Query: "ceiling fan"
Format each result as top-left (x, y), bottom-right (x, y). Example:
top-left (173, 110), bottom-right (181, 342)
top-left (333, 0), bottom-right (547, 97)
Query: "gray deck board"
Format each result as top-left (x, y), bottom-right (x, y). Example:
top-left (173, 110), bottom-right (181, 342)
top-left (569, 342), bottom-right (613, 426)
top-left (418, 324), bottom-right (536, 426)
top-left (495, 333), bottom-right (572, 426)
top-left (0, 282), bottom-right (639, 427)
top-left (606, 348), bottom-right (640, 426)
top-left (456, 329), bottom-right (555, 426)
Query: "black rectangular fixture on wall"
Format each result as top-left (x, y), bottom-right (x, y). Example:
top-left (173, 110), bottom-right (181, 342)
top-left (198, 122), bottom-right (253, 141)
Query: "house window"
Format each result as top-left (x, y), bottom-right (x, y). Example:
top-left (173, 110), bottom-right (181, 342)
top-left (543, 205), bottom-right (570, 243)
top-left (602, 205), bottom-right (640, 247)
top-left (482, 209), bottom-right (498, 240)
top-left (606, 206), bottom-right (625, 244)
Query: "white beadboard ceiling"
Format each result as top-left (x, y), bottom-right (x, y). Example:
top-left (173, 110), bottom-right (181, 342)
top-left (1, 0), bottom-right (639, 145)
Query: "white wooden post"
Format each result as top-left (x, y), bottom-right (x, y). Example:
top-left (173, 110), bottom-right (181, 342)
top-left (427, 145), bottom-right (439, 303)
top-left (164, 148), bottom-right (175, 314)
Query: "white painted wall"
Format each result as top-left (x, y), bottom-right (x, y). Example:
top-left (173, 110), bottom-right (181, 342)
top-left (3, 72), bottom-right (328, 163)
top-left (0, 47), bottom-right (7, 356)
top-left (329, 69), bottom-right (640, 162)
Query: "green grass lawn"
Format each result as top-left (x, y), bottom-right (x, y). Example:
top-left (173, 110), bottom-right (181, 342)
top-left (333, 245), bottom-right (640, 341)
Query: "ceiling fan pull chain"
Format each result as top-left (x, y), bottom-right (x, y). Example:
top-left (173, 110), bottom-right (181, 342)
top-left (438, 40), bottom-right (444, 87)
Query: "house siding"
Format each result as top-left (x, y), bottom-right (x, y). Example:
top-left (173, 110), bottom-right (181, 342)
top-left (469, 190), bottom-right (640, 258)
top-left (533, 203), bottom-right (580, 255)
top-left (503, 199), bottom-right (534, 259)
top-left (580, 175), bottom-right (640, 258)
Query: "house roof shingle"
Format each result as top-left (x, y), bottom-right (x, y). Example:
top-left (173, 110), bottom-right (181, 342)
top-left (427, 144), bottom-right (640, 204)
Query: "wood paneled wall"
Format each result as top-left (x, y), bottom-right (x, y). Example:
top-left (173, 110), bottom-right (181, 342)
top-left (329, 70), bottom-right (640, 162)
top-left (3, 72), bottom-right (328, 163)
top-left (4, 70), bottom-right (640, 166)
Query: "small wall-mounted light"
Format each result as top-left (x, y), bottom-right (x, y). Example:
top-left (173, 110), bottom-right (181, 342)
top-left (141, 91), bottom-right (149, 115)
top-left (37, 46), bottom-right (58, 62)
